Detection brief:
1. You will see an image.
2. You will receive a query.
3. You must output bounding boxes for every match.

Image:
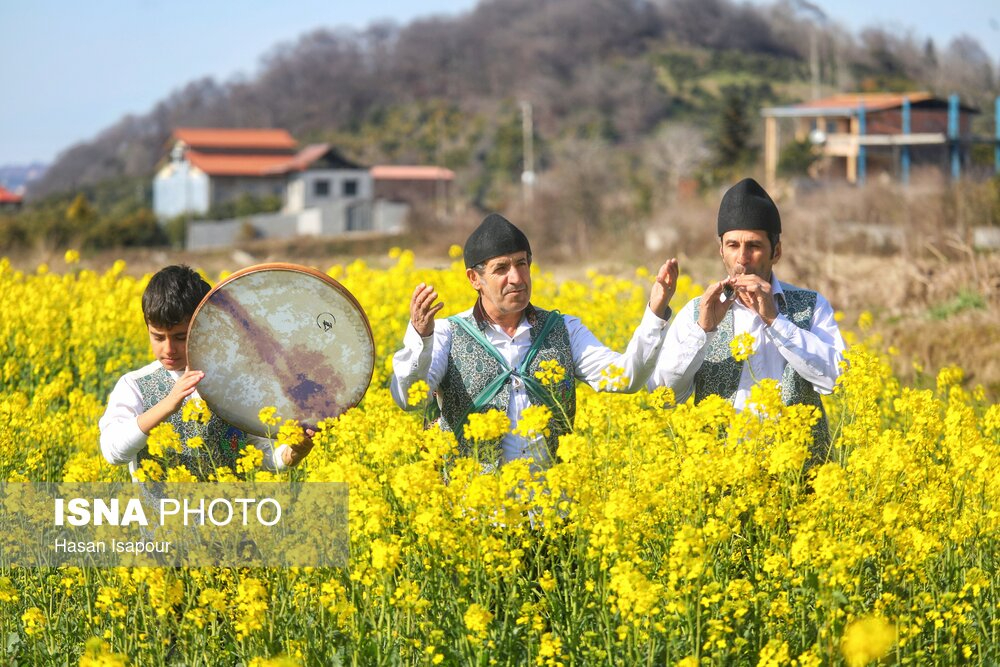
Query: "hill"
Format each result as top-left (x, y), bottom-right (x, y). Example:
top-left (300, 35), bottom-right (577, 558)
top-left (27, 0), bottom-right (999, 207)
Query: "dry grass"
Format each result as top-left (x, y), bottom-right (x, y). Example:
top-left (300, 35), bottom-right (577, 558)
top-left (5, 179), bottom-right (999, 398)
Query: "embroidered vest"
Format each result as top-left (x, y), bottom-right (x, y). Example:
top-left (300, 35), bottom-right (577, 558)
top-left (438, 307), bottom-right (576, 466)
top-left (135, 366), bottom-right (242, 480)
top-left (692, 286), bottom-right (830, 464)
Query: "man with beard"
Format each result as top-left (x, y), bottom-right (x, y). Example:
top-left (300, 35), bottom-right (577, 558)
top-left (649, 178), bottom-right (845, 464)
top-left (391, 212), bottom-right (679, 470)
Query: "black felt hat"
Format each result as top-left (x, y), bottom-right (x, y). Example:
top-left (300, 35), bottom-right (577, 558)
top-left (463, 213), bottom-right (532, 268)
top-left (717, 178), bottom-right (781, 236)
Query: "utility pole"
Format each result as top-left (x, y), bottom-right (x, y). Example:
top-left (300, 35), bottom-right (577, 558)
top-left (520, 100), bottom-right (535, 209)
top-left (810, 29), bottom-right (820, 100)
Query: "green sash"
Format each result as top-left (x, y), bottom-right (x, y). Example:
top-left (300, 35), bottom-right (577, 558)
top-left (447, 310), bottom-right (564, 435)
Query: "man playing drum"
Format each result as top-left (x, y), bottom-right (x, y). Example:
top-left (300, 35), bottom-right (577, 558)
top-left (99, 265), bottom-right (314, 481)
top-left (390, 213), bottom-right (679, 470)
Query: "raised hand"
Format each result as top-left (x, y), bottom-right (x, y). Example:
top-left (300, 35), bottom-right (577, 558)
top-left (648, 258), bottom-right (679, 320)
top-left (163, 369), bottom-right (204, 414)
top-left (698, 278), bottom-right (736, 333)
top-left (410, 283), bottom-right (444, 337)
top-left (283, 427), bottom-right (317, 466)
top-left (138, 368), bottom-right (204, 434)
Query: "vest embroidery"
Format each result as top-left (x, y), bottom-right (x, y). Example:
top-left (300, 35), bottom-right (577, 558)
top-left (135, 366), bottom-right (241, 479)
top-left (692, 285), bottom-right (830, 464)
top-left (438, 307), bottom-right (575, 468)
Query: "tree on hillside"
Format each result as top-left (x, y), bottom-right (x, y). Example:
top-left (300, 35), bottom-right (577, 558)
top-left (642, 122), bottom-right (709, 206)
top-left (709, 85), bottom-right (756, 182)
top-left (659, 0), bottom-right (794, 57)
top-left (26, 0), bottom-right (1000, 203)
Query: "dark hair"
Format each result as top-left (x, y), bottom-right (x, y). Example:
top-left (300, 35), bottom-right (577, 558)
top-left (142, 265), bottom-right (211, 328)
top-left (767, 233), bottom-right (780, 258)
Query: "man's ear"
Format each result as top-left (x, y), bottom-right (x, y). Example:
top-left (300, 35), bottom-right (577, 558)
top-left (772, 240), bottom-right (782, 263)
top-left (466, 267), bottom-right (481, 290)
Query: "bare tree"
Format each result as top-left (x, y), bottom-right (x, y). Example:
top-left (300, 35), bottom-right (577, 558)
top-left (643, 123), bottom-right (709, 205)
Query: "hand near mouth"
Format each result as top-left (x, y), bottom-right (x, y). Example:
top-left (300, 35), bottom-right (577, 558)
top-left (730, 273), bottom-right (778, 326)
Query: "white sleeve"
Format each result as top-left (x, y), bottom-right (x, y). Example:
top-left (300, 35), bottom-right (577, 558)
top-left (646, 300), bottom-right (717, 403)
top-left (389, 319), bottom-right (452, 410)
top-left (98, 375), bottom-right (149, 466)
top-left (245, 435), bottom-right (289, 472)
top-left (569, 305), bottom-right (670, 393)
top-left (764, 293), bottom-right (846, 394)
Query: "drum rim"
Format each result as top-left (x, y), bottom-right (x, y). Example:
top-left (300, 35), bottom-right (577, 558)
top-left (187, 262), bottom-right (375, 429)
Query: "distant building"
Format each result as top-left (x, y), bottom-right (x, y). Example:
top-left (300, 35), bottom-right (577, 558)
top-left (153, 128), bottom-right (364, 218)
top-left (762, 92), bottom-right (979, 187)
top-left (0, 185), bottom-right (22, 212)
top-left (372, 165), bottom-right (455, 217)
top-left (153, 128), bottom-right (453, 249)
top-left (274, 143), bottom-right (373, 214)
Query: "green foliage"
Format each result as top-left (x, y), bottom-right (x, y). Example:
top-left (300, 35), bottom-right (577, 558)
top-left (0, 214), bottom-right (28, 248)
top-left (993, 175), bottom-right (1000, 227)
top-left (163, 215), bottom-right (190, 249)
top-left (65, 194), bottom-right (95, 224)
top-left (0, 178), bottom-right (166, 252)
top-left (707, 85), bottom-right (758, 182)
top-left (318, 100), bottom-right (474, 168)
top-left (778, 139), bottom-right (819, 177)
top-left (83, 208), bottom-right (166, 249)
top-left (653, 48), bottom-right (807, 93)
top-left (205, 193), bottom-right (282, 221)
top-left (483, 107), bottom-right (526, 187)
top-left (970, 143), bottom-right (997, 169)
top-left (928, 289), bottom-right (986, 320)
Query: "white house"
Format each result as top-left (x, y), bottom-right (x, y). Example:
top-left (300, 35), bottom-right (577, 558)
top-left (152, 127), bottom-right (454, 249)
top-left (274, 143), bottom-right (374, 214)
top-left (153, 128), bottom-right (301, 219)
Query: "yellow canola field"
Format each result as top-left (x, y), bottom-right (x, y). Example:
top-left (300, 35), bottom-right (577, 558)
top-left (1, 250), bottom-right (998, 666)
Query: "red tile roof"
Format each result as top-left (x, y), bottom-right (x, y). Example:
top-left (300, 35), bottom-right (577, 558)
top-left (371, 165), bottom-right (456, 181)
top-left (173, 128), bottom-right (298, 151)
top-left (0, 186), bottom-right (22, 203)
top-left (185, 151), bottom-right (298, 177)
top-left (271, 143), bottom-right (332, 173)
top-left (792, 92), bottom-right (934, 112)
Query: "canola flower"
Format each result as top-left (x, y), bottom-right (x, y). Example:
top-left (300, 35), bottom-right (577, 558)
top-left (729, 332), bottom-right (755, 362)
top-left (463, 603), bottom-right (494, 644)
top-left (514, 404), bottom-right (553, 439)
top-left (181, 398), bottom-right (212, 424)
top-left (79, 637), bottom-right (129, 667)
top-left (462, 409), bottom-right (511, 443)
top-left (534, 359), bottom-right (567, 386)
top-left (840, 615), bottom-right (896, 667)
top-left (406, 379), bottom-right (430, 407)
top-left (597, 364), bottom-right (629, 391)
top-left (0, 252), bottom-right (998, 664)
top-left (257, 406), bottom-right (282, 428)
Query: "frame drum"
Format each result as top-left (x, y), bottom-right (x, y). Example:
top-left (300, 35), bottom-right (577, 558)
top-left (187, 263), bottom-right (374, 437)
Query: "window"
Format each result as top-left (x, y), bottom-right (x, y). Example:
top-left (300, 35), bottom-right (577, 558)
top-left (342, 179), bottom-right (358, 197)
top-left (313, 179), bottom-right (330, 197)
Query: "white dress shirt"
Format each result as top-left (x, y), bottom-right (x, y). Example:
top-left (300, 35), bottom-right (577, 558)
top-left (99, 360), bottom-right (288, 480)
top-left (648, 275), bottom-right (845, 410)
top-left (391, 304), bottom-right (669, 466)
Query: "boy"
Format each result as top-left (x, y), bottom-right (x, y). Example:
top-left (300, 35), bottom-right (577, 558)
top-left (99, 265), bottom-right (313, 480)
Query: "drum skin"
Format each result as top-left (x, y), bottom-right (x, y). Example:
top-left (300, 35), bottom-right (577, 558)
top-left (187, 263), bottom-right (374, 437)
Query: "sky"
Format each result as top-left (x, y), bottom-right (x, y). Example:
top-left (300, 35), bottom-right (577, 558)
top-left (1, 0), bottom-right (998, 167)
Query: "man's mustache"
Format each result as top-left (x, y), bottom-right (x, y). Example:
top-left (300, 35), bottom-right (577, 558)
top-left (503, 286), bottom-right (527, 295)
